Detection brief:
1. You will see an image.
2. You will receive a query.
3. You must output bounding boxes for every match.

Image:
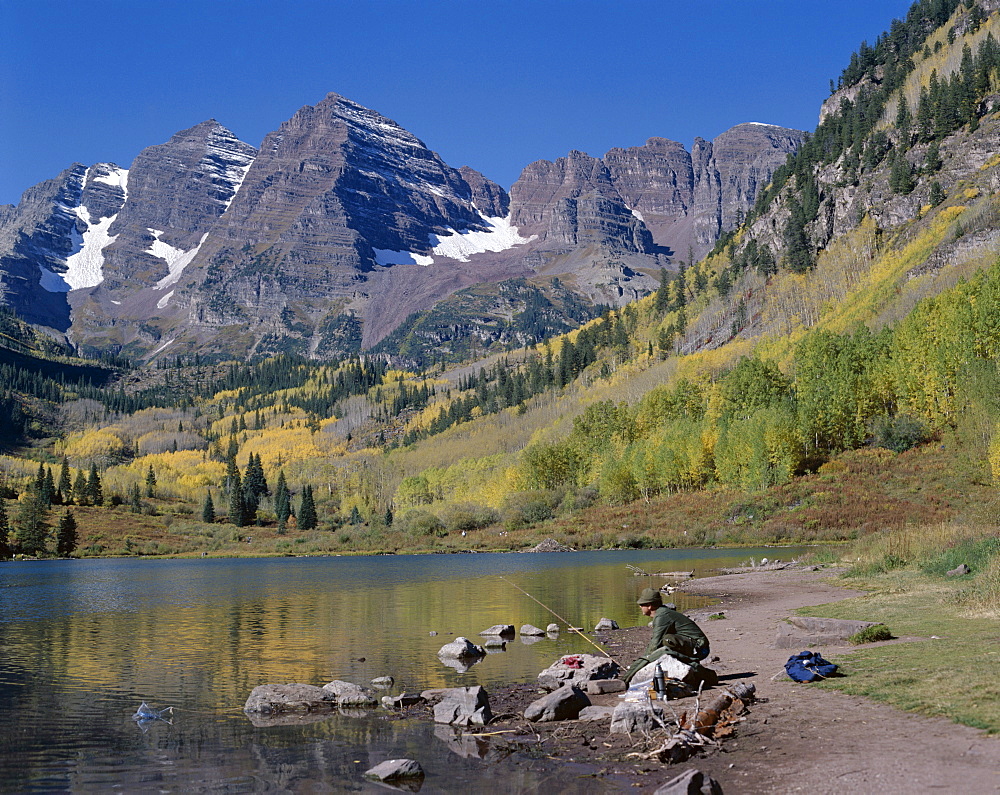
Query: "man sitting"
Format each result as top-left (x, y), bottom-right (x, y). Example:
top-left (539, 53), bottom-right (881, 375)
top-left (621, 587), bottom-right (711, 684)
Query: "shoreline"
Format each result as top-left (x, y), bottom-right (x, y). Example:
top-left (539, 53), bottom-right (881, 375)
top-left (459, 565), bottom-right (1000, 793)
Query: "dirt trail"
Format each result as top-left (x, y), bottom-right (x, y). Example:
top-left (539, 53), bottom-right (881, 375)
top-left (668, 569), bottom-right (1000, 793)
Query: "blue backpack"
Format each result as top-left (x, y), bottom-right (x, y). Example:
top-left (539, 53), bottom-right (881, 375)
top-left (784, 650), bottom-right (838, 682)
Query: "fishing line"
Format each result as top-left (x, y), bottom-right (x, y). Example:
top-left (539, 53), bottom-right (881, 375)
top-left (498, 576), bottom-right (622, 666)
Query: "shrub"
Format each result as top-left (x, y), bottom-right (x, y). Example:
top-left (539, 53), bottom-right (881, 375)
top-left (848, 624), bottom-right (893, 644)
top-left (500, 491), bottom-right (560, 531)
top-left (397, 509), bottom-right (445, 537)
top-left (439, 503), bottom-right (499, 533)
top-left (869, 414), bottom-right (928, 453)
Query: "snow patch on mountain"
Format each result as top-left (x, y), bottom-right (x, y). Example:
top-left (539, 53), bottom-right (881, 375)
top-left (90, 166), bottom-right (130, 197)
top-left (202, 127), bottom-right (256, 209)
top-left (156, 290), bottom-right (174, 309)
top-left (150, 338), bottom-right (175, 357)
top-left (48, 206), bottom-right (118, 291)
top-left (372, 215), bottom-right (533, 267)
top-left (152, 231), bottom-right (208, 289)
top-left (428, 215), bottom-right (535, 262)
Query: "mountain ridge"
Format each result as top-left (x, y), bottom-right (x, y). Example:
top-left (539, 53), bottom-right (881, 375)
top-left (0, 93), bottom-right (802, 363)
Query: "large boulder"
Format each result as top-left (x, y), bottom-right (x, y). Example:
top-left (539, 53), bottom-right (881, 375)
top-left (243, 683), bottom-right (334, 714)
top-left (432, 686), bottom-right (493, 726)
top-left (537, 653), bottom-right (621, 691)
top-left (630, 655), bottom-right (692, 684)
top-left (774, 616), bottom-right (885, 648)
top-left (437, 636), bottom-right (487, 659)
top-left (322, 680), bottom-right (378, 707)
top-left (595, 617), bottom-right (620, 631)
top-left (520, 624), bottom-right (547, 636)
top-left (524, 685), bottom-right (591, 722)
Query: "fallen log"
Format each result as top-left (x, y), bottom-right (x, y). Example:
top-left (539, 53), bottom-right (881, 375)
top-left (679, 682), bottom-right (756, 738)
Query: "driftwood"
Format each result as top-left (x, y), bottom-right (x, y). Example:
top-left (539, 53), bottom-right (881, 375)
top-left (679, 682), bottom-right (755, 738)
top-left (629, 682), bottom-right (757, 764)
top-left (627, 564), bottom-right (693, 578)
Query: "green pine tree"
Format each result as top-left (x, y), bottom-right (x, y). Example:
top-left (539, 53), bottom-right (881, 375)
top-left (58, 458), bottom-right (72, 503)
top-left (0, 499), bottom-right (10, 559)
top-left (929, 180), bottom-right (946, 206)
top-left (298, 485), bottom-right (317, 530)
top-left (86, 463), bottom-right (102, 506)
top-left (13, 485), bottom-right (49, 556)
top-left (72, 471), bottom-right (89, 506)
top-left (202, 491), bottom-right (215, 523)
top-left (44, 467), bottom-right (57, 505)
top-left (889, 150), bottom-right (916, 194)
top-left (228, 470), bottom-right (246, 526)
top-left (56, 510), bottom-right (77, 557)
top-left (924, 140), bottom-right (942, 174)
top-left (145, 464), bottom-right (157, 498)
top-left (274, 470), bottom-right (291, 529)
top-left (129, 482), bottom-right (142, 514)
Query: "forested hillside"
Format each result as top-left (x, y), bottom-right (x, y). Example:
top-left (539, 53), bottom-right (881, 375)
top-left (4, 0), bottom-right (1000, 561)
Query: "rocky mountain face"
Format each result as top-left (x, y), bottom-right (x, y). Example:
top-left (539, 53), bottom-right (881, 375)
top-left (510, 124), bottom-right (803, 267)
top-left (0, 92), bottom-right (802, 362)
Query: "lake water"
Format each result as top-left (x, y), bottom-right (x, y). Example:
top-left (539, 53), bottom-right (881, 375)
top-left (0, 548), bottom-right (804, 792)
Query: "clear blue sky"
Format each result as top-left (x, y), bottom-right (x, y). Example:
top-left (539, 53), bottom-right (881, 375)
top-left (1, 0), bottom-right (914, 206)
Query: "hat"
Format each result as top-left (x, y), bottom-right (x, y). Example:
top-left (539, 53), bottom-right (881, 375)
top-left (637, 587), bottom-right (663, 606)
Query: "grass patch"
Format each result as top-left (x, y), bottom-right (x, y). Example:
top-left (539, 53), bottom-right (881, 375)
top-left (798, 570), bottom-right (1000, 733)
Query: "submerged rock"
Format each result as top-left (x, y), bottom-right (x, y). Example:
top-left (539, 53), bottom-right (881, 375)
top-left (520, 624), bottom-right (546, 636)
top-left (322, 680), bottom-right (379, 707)
top-left (437, 636), bottom-right (487, 659)
top-left (243, 683), bottom-right (334, 714)
top-left (479, 624), bottom-right (515, 637)
top-left (364, 758), bottom-right (424, 782)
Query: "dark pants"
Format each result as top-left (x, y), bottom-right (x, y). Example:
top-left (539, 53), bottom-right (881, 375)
top-left (621, 635), bottom-right (708, 684)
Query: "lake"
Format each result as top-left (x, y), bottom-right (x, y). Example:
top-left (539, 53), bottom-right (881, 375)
top-left (0, 548), bottom-right (804, 792)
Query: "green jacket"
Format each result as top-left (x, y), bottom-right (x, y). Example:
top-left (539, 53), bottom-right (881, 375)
top-left (645, 605), bottom-right (709, 657)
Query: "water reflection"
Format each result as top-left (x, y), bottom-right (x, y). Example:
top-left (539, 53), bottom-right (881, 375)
top-left (0, 547), bottom-right (806, 791)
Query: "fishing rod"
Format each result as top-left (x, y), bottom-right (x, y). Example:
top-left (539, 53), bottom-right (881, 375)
top-left (499, 576), bottom-right (622, 666)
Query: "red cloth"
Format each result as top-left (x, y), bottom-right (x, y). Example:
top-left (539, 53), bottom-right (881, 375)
top-left (561, 655), bottom-right (584, 669)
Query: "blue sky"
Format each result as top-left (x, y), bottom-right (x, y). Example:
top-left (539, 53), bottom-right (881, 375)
top-left (1, 0), bottom-right (913, 206)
